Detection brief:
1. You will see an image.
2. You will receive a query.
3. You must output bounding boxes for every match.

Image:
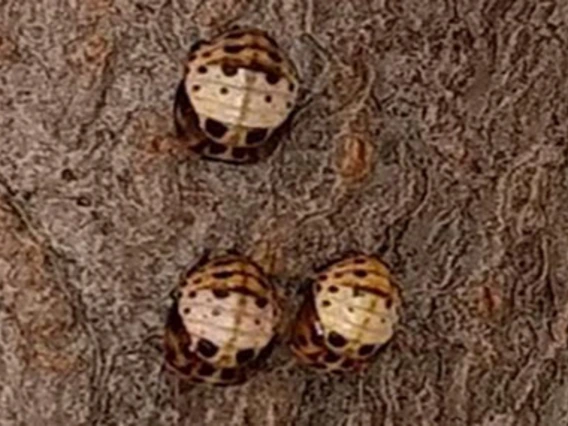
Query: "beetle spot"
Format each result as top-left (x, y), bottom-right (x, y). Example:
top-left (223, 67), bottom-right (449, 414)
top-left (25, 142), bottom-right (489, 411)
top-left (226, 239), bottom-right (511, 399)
top-left (183, 308), bottom-right (191, 314)
top-left (205, 118), bottom-right (228, 139)
top-left (212, 288), bottom-right (230, 299)
top-left (232, 147), bottom-right (248, 159)
top-left (254, 319), bottom-right (261, 325)
top-left (322, 300), bottom-right (331, 308)
top-left (188, 291), bottom-right (197, 298)
top-left (264, 95), bottom-right (272, 103)
top-left (209, 142), bottom-right (228, 154)
top-left (188, 55), bottom-right (197, 61)
top-left (288, 82), bottom-right (295, 91)
top-left (202, 51), bottom-right (212, 58)
top-left (265, 71), bottom-right (280, 85)
top-left (341, 358), bottom-right (355, 369)
top-left (328, 285), bottom-right (339, 293)
top-left (197, 65), bottom-right (208, 74)
top-left (318, 274), bottom-right (327, 281)
top-left (255, 297), bottom-right (268, 309)
top-left (386, 298), bottom-right (393, 308)
top-left (315, 284), bottom-right (322, 292)
top-left (328, 331), bottom-right (347, 348)
top-left (212, 308), bottom-right (221, 316)
top-left (334, 272), bottom-right (343, 279)
top-left (193, 278), bottom-right (202, 284)
top-left (354, 257), bottom-right (367, 264)
top-left (358, 344), bottom-right (376, 357)
top-left (220, 87), bottom-right (229, 95)
top-left (212, 270), bottom-right (233, 279)
top-left (353, 269), bottom-right (368, 278)
top-left (267, 51), bottom-right (282, 63)
top-left (197, 363), bottom-right (216, 377)
top-left (197, 339), bottom-right (219, 358)
top-left (222, 64), bottom-right (238, 76)
top-left (323, 351), bottom-right (341, 363)
top-left (246, 128), bottom-right (268, 145)
top-left (220, 368), bottom-right (237, 381)
top-left (286, 102), bottom-right (293, 109)
top-left (224, 44), bottom-right (245, 54)
top-left (236, 348), bottom-right (255, 365)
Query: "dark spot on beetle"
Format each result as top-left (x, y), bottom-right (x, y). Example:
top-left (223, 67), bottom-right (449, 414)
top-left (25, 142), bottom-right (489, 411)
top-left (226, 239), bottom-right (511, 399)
top-left (265, 71), bottom-right (280, 85)
top-left (212, 288), bottom-right (230, 299)
top-left (212, 308), bottom-right (221, 316)
top-left (197, 65), bottom-right (208, 74)
top-left (358, 344), bottom-right (376, 357)
top-left (192, 85), bottom-right (200, 91)
top-left (188, 291), bottom-right (197, 298)
top-left (328, 331), bottom-right (347, 348)
top-left (231, 147), bottom-right (248, 160)
top-left (246, 128), bottom-right (268, 145)
top-left (329, 285), bottom-right (339, 293)
top-left (188, 54), bottom-right (197, 61)
top-left (323, 351), bottom-right (341, 363)
top-left (236, 348), bottom-right (255, 365)
top-left (254, 319), bottom-right (261, 326)
top-left (208, 142), bottom-right (228, 155)
top-left (341, 358), bottom-right (355, 369)
top-left (176, 363), bottom-right (194, 375)
top-left (61, 168), bottom-right (76, 181)
top-left (286, 102), bottom-right (293, 109)
top-left (322, 300), bottom-right (331, 308)
top-left (220, 368), bottom-right (237, 381)
top-left (202, 51), bottom-right (212, 58)
top-left (267, 51), bottom-right (282, 63)
top-left (334, 272), bottom-right (343, 279)
top-left (318, 274), bottom-right (327, 281)
top-left (222, 64), bottom-right (238, 76)
top-left (380, 318), bottom-right (386, 323)
top-left (353, 269), bottom-right (368, 278)
top-left (183, 307), bottom-right (191, 315)
top-left (220, 87), bottom-right (229, 95)
top-left (212, 270), bottom-right (233, 280)
top-left (315, 284), bottom-right (322, 292)
top-left (354, 257), bottom-right (367, 264)
top-left (255, 297), bottom-right (268, 309)
top-left (288, 82), bottom-right (295, 92)
top-left (197, 339), bottom-right (219, 358)
top-left (264, 95), bottom-right (272, 103)
top-left (197, 363), bottom-right (216, 377)
top-left (193, 278), bottom-right (202, 284)
top-left (224, 44), bottom-right (245, 54)
top-left (205, 118), bottom-right (228, 139)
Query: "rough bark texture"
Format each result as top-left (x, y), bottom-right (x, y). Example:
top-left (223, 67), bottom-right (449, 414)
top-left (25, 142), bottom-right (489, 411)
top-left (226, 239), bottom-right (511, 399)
top-left (1, 1), bottom-right (568, 425)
